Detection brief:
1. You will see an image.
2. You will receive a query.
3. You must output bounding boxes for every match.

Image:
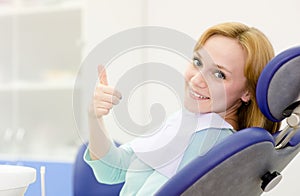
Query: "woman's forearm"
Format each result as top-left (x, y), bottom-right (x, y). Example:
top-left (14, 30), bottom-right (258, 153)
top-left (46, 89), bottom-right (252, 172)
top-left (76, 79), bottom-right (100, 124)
top-left (88, 116), bottom-right (112, 160)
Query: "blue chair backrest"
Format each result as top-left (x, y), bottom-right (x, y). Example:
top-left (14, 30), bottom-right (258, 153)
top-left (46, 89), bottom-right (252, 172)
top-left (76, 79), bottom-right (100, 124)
top-left (73, 143), bottom-right (124, 196)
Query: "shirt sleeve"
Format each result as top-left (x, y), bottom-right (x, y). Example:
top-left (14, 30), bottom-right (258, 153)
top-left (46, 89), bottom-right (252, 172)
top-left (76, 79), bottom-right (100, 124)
top-left (84, 143), bottom-right (134, 184)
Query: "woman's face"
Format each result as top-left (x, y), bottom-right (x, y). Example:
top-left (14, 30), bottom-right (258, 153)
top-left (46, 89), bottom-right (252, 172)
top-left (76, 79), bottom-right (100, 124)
top-left (184, 35), bottom-right (250, 116)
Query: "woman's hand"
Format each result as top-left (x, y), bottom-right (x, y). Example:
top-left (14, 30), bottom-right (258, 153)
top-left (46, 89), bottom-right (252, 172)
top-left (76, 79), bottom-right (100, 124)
top-left (89, 65), bottom-right (122, 118)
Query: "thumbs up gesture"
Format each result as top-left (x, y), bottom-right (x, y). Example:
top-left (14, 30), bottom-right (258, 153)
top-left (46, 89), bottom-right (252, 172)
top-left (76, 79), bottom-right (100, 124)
top-left (89, 65), bottom-right (122, 118)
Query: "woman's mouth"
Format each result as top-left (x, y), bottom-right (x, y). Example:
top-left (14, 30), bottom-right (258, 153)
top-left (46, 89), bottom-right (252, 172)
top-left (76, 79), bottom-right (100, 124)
top-left (190, 89), bottom-right (210, 100)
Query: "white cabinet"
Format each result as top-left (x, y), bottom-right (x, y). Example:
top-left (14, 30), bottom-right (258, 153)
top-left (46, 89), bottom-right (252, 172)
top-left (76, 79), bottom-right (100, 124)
top-left (0, 1), bottom-right (83, 162)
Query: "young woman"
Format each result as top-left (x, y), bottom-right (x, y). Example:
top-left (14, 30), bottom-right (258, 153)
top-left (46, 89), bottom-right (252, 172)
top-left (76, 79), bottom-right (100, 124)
top-left (84, 22), bottom-right (281, 195)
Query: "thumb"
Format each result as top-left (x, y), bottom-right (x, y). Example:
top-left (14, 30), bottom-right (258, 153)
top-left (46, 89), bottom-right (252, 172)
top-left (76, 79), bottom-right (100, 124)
top-left (98, 65), bottom-right (108, 85)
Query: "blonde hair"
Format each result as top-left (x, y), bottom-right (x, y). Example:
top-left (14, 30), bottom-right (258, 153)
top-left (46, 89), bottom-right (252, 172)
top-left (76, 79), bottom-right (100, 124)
top-left (195, 22), bottom-right (280, 133)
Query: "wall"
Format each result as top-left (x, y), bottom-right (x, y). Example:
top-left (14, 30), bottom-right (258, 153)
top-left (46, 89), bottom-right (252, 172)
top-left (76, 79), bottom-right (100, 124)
top-left (84, 0), bottom-right (300, 195)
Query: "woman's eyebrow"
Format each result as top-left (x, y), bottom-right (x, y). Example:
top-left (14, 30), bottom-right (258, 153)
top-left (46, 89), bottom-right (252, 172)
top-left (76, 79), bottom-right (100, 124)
top-left (216, 64), bottom-right (232, 74)
top-left (193, 51), bottom-right (210, 62)
top-left (193, 51), bottom-right (202, 58)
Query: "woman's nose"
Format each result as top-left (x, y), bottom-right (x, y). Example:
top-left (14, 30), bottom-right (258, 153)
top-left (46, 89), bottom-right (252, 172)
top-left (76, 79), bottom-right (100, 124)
top-left (191, 71), bottom-right (208, 88)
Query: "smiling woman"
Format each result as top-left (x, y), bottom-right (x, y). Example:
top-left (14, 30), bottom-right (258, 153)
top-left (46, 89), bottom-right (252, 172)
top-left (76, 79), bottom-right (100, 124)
top-left (84, 22), bottom-right (281, 195)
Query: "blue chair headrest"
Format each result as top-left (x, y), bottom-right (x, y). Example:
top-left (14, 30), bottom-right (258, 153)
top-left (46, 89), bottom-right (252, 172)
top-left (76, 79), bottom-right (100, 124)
top-left (257, 46), bottom-right (300, 122)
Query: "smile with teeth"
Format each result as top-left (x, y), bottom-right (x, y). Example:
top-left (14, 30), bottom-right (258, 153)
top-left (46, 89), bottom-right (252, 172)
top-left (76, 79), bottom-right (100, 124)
top-left (190, 90), bottom-right (210, 99)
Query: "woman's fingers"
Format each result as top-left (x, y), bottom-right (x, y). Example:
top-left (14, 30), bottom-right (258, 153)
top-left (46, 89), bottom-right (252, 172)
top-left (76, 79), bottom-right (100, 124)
top-left (91, 93), bottom-right (120, 117)
top-left (100, 85), bottom-right (122, 100)
top-left (95, 90), bottom-right (121, 106)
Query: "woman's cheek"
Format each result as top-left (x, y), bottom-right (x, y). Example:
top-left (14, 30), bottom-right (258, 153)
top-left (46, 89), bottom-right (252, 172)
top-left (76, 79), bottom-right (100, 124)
top-left (209, 85), bottom-right (227, 112)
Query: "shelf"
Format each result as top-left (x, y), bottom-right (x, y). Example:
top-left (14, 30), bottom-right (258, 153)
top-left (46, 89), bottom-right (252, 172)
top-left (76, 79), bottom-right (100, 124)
top-left (0, 1), bottom-right (82, 16)
top-left (0, 80), bottom-right (76, 91)
top-left (0, 147), bottom-right (78, 163)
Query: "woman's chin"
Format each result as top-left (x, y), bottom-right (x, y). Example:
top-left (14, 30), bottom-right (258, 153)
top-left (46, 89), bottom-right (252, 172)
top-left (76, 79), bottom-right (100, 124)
top-left (184, 104), bottom-right (202, 114)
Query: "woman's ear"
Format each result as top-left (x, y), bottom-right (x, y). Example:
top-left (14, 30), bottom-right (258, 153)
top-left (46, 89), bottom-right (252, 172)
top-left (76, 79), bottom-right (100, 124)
top-left (241, 90), bottom-right (251, 103)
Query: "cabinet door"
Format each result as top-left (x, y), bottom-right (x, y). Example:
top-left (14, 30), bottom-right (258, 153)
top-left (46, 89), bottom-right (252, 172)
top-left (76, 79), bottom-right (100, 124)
top-left (16, 7), bottom-right (82, 160)
top-left (0, 5), bottom-right (83, 161)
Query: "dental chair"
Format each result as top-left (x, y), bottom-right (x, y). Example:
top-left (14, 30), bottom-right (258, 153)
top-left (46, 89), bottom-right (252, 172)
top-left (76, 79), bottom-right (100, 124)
top-left (73, 46), bottom-right (300, 196)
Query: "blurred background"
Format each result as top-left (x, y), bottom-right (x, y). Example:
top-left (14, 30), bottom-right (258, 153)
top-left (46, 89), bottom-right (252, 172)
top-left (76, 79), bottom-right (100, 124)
top-left (0, 0), bottom-right (299, 195)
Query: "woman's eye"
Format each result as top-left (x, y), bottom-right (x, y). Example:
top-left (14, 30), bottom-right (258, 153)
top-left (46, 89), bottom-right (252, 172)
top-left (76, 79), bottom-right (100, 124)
top-left (214, 70), bottom-right (226, 79)
top-left (193, 58), bottom-right (203, 67)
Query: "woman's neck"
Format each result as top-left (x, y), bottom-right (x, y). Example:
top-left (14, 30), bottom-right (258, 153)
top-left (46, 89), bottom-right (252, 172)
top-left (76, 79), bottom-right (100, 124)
top-left (219, 107), bottom-right (239, 130)
top-left (224, 116), bottom-right (239, 130)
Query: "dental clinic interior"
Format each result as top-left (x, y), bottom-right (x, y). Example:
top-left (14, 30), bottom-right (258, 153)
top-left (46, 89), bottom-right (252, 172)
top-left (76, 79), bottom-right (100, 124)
top-left (0, 0), bottom-right (300, 195)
